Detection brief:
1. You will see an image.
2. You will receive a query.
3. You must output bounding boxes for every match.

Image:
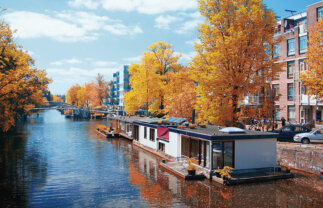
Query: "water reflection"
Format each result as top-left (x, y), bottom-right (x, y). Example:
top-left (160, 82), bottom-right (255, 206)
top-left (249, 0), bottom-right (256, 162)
top-left (126, 140), bottom-right (323, 207)
top-left (0, 110), bottom-right (322, 207)
top-left (0, 128), bottom-right (48, 207)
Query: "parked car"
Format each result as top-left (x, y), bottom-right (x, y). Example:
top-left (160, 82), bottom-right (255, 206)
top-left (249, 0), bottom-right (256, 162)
top-left (272, 125), bottom-right (311, 142)
top-left (293, 128), bottom-right (323, 144)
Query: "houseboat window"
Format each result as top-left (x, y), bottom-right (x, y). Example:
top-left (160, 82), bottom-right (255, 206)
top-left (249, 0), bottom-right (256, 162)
top-left (212, 141), bottom-right (234, 169)
top-left (158, 142), bottom-right (165, 152)
top-left (181, 136), bottom-right (190, 157)
top-left (205, 142), bottom-right (210, 168)
top-left (144, 127), bottom-right (147, 139)
top-left (212, 142), bottom-right (223, 169)
top-left (149, 128), bottom-right (155, 141)
top-left (133, 125), bottom-right (139, 141)
top-left (223, 142), bottom-right (234, 168)
top-left (126, 124), bottom-right (130, 132)
top-left (191, 139), bottom-right (199, 161)
top-left (181, 136), bottom-right (210, 168)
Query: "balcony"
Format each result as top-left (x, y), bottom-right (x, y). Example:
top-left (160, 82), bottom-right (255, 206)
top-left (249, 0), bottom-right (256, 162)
top-left (240, 96), bottom-right (260, 105)
top-left (273, 32), bottom-right (281, 37)
top-left (298, 94), bottom-right (323, 106)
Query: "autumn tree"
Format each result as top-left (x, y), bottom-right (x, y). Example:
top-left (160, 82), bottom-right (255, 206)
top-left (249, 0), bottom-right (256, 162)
top-left (0, 21), bottom-right (51, 132)
top-left (190, 0), bottom-right (281, 126)
top-left (95, 73), bottom-right (108, 106)
top-left (300, 19), bottom-right (323, 98)
top-left (124, 41), bottom-right (183, 115)
top-left (76, 82), bottom-right (100, 109)
top-left (51, 94), bottom-right (63, 102)
top-left (165, 68), bottom-right (197, 120)
top-left (66, 84), bottom-right (81, 106)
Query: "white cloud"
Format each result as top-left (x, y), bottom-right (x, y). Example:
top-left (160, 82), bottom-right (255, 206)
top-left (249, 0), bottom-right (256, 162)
top-left (123, 56), bottom-right (141, 63)
top-left (103, 24), bottom-right (143, 35)
top-left (174, 51), bottom-right (196, 64)
top-left (50, 58), bottom-right (83, 66)
top-left (25, 50), bottom-right (35, 56)
top-left (46, 66), bottom-right (118, 94)
top-left (4, 11), bottom-right (142, 42)
top-left (101, 0), bottom-right (197, 14)
top-left (92, 60), bottom-right (118, 67)
top-left (175, 19), bottom-right (202, 34)
top-left (155, 15), bottom-right (180, 29)
top-left (68, 0), bottom-right (99, 9)
top-left (180, 51), bottom-right (196, 61)
top-left (56, 11), bottom-right (111, 31)
top-left (185, 39), bottom-right (200, 46)
top-left (4, 11), bottom-right (99, 42)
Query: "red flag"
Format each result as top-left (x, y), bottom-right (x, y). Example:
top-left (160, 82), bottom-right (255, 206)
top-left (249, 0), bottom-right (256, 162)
top-left (157, 127), bottom-right (169, 141)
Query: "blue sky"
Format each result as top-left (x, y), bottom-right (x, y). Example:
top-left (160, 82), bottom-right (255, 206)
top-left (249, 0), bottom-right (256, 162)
top-left (2, 0), bottom-right (320, 94)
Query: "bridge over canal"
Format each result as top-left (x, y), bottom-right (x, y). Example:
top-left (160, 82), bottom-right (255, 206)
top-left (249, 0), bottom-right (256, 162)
top-left (31, 101), bottom-right (116, 118)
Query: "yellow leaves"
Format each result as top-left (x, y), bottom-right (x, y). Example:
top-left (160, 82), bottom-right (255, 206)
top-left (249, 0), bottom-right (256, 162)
top-left (300, 19), bottom-right (323, 99)
top-left (66, 84), bottom-right (81, 105)
top-left (51, 94), bottom-right (63, 102)
top-left (66, 78), bottom-right (104, 109)
top-left (192, 0), bottom-right (281, 126)
top-left (125, 41), bottom-right (185, 116)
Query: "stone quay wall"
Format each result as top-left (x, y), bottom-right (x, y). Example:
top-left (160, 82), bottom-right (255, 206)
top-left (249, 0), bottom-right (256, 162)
top-left (277, 143), bottom-right (323, 174)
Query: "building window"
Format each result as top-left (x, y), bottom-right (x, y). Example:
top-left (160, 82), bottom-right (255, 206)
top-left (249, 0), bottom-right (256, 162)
top-left (301, 85), bottom-right (306, 95)
top-left (274, 108), bottom-right (280, 120)
top-left (287, 61), bottom-right (295, 79)
top-left (287, 38), bottom-right (295, 56)
top-left (299, 59), bottom-right (306, 71)
top-left (273, 84), bottom-right (279, 100)
top-left (288, 83), bottom-right (294, 101)
top-left (273, 44), bottom-right (279, 58)
top-left (288, 106), bottom-right (296, 122)
top-left (299, 36), bottom-right (308, 53)
top-left (149, 128), bottom-right (155, 141)
top-left (318, 7), bottom-right (323, 19)
top-left (144, 127), bottom-right (147, 139)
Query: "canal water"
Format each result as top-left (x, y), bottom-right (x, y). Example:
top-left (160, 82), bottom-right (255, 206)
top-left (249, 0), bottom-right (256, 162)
top-left (0, 110), bottom-right (322, 207)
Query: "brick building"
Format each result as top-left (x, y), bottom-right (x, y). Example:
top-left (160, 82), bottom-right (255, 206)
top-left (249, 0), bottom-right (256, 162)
top-left (272, 1), bottom-right (323, 125)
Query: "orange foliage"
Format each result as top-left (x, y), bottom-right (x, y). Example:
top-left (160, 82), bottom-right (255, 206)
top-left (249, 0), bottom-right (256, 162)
top-left (0, 21), bottom-right (51, 132)
top-left (300, 19), bottom-right (323, 98)
top-left (124, 41), bottom-right (185, 116)
top-left (51, 94), bottom-right (63, 102)
top-left (66, 73), bottom-right (107, 109)
top-left (66, 84), bottom-right (81, 105)
top-left (191, 0), bottom-right (282, 126)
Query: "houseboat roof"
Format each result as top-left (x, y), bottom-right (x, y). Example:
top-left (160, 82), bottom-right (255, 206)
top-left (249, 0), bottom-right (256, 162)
top-left (108, 116), bottom-right (147, 123)
top-left (132, 120), bottom-right (278, 141)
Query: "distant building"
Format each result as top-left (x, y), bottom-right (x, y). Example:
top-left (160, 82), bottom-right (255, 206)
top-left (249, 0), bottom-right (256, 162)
top-left (106, 65), bottom-right (131, 115)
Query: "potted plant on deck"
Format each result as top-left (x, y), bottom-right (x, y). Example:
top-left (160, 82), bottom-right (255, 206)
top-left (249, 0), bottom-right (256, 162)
top-left (186, 158), bottom-right (196, 175)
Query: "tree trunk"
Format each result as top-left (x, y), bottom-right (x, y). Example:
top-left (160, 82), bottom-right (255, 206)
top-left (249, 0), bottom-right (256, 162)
top-left (231, 88), bottom-right (239, 127)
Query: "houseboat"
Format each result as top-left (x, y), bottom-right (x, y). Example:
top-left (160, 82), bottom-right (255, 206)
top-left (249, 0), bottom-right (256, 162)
top-left (107, 116), bottom-right (146, 140)
top-left (106, 116), bottom-right (293, 184)
top-left (131, 118), bottom-right (293, 184)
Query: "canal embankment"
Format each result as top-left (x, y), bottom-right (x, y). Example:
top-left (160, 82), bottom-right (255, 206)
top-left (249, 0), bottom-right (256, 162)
top-left (277, 143), bottom-right (323, 174)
